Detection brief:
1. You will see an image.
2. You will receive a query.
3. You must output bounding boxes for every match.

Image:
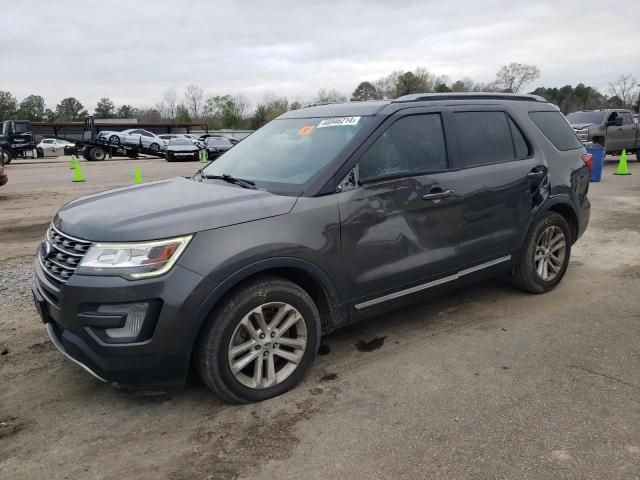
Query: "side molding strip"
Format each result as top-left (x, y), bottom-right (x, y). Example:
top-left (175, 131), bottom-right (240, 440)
top-left (354, 255), bottom-right (512, 310)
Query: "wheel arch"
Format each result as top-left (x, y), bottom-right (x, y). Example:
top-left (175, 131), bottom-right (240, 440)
top-left (531, 196), bottom-right (579, 244)
top-left (183, 257), bottom-right (341, 359)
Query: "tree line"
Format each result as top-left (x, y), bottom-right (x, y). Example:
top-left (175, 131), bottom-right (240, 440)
top-left (0, 64), bottom-right (637, 129)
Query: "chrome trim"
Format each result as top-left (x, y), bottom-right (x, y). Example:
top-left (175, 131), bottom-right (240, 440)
top-left (45, 255), bottom-right (77, 272)
top-left (46, 236), bottom-right (85, 257)
top-left (46, 323), bottom-right (107, 382)
top-left (50, 223), bottom-right (92, 245)
top-left (354, 255), bottom-right (512, 310)
top-left (38, 254), bottom-right (68, 284)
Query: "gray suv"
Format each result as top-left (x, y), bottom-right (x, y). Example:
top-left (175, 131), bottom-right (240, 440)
top-left (33, 93), bottom-right (591, 403)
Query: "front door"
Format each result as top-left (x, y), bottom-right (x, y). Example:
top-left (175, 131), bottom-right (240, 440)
top-left (338, 112), bottom-right (463, 303)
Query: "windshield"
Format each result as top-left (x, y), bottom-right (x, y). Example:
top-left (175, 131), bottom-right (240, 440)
top-left (13, 122), bottom-right (32, 134)
top-left (566, 111), bottom-right (605, 124)
top-left (202, 117), bottom-right (368, 189)
top-left (169, 138), bottom-right (193, 146)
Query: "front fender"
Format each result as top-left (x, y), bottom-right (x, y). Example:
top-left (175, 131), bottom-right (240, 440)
top-left (181, 256), bottom-right (340, 352)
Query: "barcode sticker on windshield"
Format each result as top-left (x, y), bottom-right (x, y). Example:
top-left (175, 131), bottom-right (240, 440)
top-left (317, 117), bottom-right (360, 128)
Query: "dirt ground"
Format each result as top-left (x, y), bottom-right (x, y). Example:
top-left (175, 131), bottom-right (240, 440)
top-left (1, 154), bottom-right (639, 480)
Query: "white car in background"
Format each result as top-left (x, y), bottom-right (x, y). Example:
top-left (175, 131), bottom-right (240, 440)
top-left (97, 129), bottom-right (167, 154)
top-left (36, 138), bottom-right (76, 157)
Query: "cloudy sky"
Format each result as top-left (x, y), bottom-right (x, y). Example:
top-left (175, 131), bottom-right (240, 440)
top-left (3, 0), bottom-right (639, 112)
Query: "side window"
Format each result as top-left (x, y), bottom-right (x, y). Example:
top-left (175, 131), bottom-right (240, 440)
top-left (529, 111), bottom-right (583, 151)
top-left (129, 129), bottom-right (141, 135)
top-left (620, 112), bottom-right (633, 125)
top-left (508, 117), bottom-right (531, 159)
top-left (42, 139), bottom-right (53, 144)
top-left (142, 130), bottom-right (153, 137)
top-left (454, 111), bottom-right (514, 167)
top-left (359, 114), bottom-right (447, 181)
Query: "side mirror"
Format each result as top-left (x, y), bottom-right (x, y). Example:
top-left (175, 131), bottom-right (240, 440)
top-left (615, 117), bottom-right (624, 126)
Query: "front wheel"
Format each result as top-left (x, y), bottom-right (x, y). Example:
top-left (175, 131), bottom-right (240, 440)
top-left (109, 135), bottom-right (120, 145)
top-left (149, 143), bottom-right (160, 154)
top-left (196, 276), bottom-right (321, 403)
top-left (512, 212), bottom-right (571, 294)
top-left (1, 149), bottom-right (12, 165)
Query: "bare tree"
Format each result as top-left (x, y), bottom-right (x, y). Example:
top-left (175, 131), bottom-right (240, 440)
top-left (162, 88), bottom-right (177, 120)
top-left (608, 74), bottom-right (639, 109)
top-left (494, 62), bottom-right (540, 93)
top-left (184, 84), bottom-right (204, 120)
top-left (233, 94), bottom-right (250, 119)
top-left (314, 88), bottom-right (347, 103)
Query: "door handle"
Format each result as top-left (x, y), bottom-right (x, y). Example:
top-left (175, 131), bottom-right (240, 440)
top-left (422, 189), bottom-right (453, 201)
top-left (527, 171), bottom-right (545, 179)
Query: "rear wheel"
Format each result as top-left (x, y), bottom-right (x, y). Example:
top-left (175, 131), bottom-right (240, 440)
top-left (89, 147), bottom-right (106, 161)
top-left (196, 276), bottom-right (320, 403)
top-left (150, 143), bottom-right (160, 154)
top-left (512, 212), bottom-right (571, 294)
top-left (1, 149), bottom-right (12, 165)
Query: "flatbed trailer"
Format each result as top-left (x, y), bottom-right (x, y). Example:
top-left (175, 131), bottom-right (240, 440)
top-left (77, 117), bottom-right (164, 161)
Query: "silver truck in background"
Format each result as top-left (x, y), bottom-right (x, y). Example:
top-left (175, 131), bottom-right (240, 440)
top-left (567, 109), bottom-right (638, 155)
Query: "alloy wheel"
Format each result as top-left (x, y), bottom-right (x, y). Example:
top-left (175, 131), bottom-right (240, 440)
top-left (228, 302), bottom-right (307, 389)
top-left (535, 226), bottom-right (566, 281)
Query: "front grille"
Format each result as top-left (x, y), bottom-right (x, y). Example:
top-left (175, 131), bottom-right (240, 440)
top-left (39, 225), bottom-right (93, 285)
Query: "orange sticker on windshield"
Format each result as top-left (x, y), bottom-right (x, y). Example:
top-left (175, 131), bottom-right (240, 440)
top-left (297, 125), bottom-right (314, 136)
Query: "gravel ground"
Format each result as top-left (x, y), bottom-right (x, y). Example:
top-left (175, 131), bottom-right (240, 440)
top-left (1, 155), bottom-right (640, 479)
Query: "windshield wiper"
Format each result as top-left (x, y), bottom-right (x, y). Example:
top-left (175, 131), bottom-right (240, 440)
top-left (201, 173), bottom-right (256, 189)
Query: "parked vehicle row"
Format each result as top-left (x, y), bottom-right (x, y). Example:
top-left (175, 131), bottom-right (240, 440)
top-left (33, 93), bottom-right (591, 403)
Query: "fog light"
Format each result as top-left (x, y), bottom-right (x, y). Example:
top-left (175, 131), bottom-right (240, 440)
top-left (97, 303), bottom-right (148, 339)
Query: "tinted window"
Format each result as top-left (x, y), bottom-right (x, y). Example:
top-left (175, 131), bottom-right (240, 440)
top-left (508, 117), bottom-right (530, 159)
top-left (359, 114), bottom-right (446, 181)
top-left (43, 139), bottom-right (54, 144)
top-left (141, 130), bottom-right (153, 137)
top-left (529, 111), bottom-right (583, 151)
top-left (454, 112), bottom-right (514, 167)
top-left (565, 111), bottom-right (605, 124)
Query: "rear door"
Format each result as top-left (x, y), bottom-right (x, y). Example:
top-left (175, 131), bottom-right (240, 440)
top-left (446, 108), bottom-right (542, 268)
top-left (338, 110), bottom-right (465, 303)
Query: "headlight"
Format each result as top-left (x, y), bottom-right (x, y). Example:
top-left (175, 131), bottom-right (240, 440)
top-left (77, 235), bottom-right (192, 279)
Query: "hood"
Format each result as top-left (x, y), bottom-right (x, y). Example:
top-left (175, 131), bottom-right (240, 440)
top-left (570, 123), bottom-right (596, 129)
top-left (55, 177), bottom-right (298, 242)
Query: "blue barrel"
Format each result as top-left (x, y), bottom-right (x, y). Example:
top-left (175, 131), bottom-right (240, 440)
top-left (586, 146), bottom-right (605, 182)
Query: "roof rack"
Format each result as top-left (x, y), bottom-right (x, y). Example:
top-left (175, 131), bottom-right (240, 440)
top-left (392, 92), bottom-right (547, 103)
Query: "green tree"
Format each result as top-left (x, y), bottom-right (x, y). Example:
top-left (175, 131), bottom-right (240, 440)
top-left (43, 108), bottom-right (56, 122)
top-left (0, 91), bottom-right (18, 122)
top-left (393, 71), bottom-right (429, 97)
top-left (116, 104), bottom-right (135, 118)
top-left (175, 104), bottom-right (192, 123)
top-left (94, 97), bottom-right (115, 118)
top-left (55, 97), bottom-right (87, 121)
top-left (16, 95), bottom-right (45, 121)
top-left (251, 105), bottom-right (268, 129)
top-left (204, 95), bottom-right (244, 128)
top-left (351, 81), bottom-right (382, 101)
top-left (289, 100), bottom-right (302, 111)
top-left (434, 83), bottom-right (452, 93)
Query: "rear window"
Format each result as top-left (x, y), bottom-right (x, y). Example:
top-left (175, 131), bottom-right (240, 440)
top-left (529, 111), bottom-right (583, 151)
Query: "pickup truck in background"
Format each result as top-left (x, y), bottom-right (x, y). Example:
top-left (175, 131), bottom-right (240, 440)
top-left (567, 109), bottom-right (639, 156)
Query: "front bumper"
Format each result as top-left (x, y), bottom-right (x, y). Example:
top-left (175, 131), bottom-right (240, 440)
top-left (33, 257), bottom-right (210, 389)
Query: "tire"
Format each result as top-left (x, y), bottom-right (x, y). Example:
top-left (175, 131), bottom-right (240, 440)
top-left (149, 143), bottom-right (160, 154)
top-left (196, 275), bottom-right (321, 403)
top-left (512, 212), bottom-right (572, 294)
top-left (108, 135), bottom-right (120, 145)
top-left (89, 147), bottom-right (106, 161)
top-left (1, 149), bottom-right (12, 165)
top-left (37, 148), bottom-right (44, 158)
